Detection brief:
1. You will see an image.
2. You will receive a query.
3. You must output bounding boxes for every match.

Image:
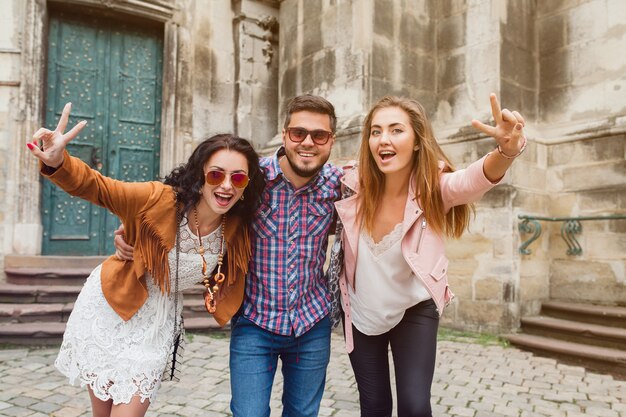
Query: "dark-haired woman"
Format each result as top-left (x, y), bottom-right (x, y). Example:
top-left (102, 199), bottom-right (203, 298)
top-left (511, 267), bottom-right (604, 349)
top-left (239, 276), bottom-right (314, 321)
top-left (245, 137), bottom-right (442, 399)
top-left (26, 103), bottom-right (265, 417)
top-left (336, 94), bottom-right (526, 416)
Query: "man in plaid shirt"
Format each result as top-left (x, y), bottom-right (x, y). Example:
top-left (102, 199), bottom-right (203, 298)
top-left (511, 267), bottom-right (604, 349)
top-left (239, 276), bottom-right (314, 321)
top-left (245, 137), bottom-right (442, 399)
top-left (229, 95), bottom-right (342, 417)
top-left (113, 95), bottom-right (341, 416)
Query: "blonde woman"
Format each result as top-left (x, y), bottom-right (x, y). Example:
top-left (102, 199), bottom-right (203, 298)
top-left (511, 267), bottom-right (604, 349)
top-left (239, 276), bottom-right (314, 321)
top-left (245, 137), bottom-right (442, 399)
top-left (336, 94), bottom-right (526, 417)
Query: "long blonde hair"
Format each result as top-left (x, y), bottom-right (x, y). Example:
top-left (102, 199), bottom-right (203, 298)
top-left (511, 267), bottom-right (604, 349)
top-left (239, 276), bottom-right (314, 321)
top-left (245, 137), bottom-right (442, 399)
top-left (358, 96), bottom-right (474, 238)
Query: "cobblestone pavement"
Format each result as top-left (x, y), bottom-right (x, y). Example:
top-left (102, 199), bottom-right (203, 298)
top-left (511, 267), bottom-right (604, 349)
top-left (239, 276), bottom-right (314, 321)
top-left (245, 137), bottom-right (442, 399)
top-left (0, 331), bottom-right (624, 417)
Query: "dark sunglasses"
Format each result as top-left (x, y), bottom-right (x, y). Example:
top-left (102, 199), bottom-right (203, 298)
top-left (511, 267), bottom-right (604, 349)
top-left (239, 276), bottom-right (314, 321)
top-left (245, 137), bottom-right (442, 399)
top-left (205, 170), bottom-right (249, 189)
top-left (286, 127), bottom-right (333, 145)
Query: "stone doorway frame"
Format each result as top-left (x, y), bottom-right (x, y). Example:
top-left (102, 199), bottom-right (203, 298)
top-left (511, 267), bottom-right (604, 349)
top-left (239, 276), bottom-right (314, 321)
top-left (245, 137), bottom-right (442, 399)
top-left (11, 0), bottom-right (185, 255)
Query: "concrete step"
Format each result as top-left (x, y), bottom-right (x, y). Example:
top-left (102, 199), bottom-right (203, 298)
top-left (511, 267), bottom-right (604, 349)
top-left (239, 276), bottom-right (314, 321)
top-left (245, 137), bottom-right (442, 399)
top-left (0, 283), bottom-right (83, 304)
top-left (0, 294), bottom-right (214, 323)
top-left (0, 283), bottom-right (205, 304)
top-left (4, 255), bottom-right (106, 285)
top-left (521, 316), bottom-right (626, 351)
top-left (0, 303), bottom-right (73, 323)
top-left (0, 316), bottom-right (224, 345)
top-left (505, 333), bottom-right (626, 378)
top-left (542, 301), bottom-right (626, 329)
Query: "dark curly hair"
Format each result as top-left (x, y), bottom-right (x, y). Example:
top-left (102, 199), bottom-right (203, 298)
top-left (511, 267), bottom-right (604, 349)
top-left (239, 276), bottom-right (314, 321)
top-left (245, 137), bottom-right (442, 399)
top-left (163, 134), bottom-right (265, 225)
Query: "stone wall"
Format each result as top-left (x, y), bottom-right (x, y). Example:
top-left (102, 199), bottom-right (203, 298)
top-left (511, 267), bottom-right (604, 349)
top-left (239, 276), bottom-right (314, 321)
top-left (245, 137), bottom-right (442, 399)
top-left (535, 0), bottom-right (626, 307)
top-left (0, 0), bottom-right (624, 330)
top-left (543, 133), bottom-right (626, 306)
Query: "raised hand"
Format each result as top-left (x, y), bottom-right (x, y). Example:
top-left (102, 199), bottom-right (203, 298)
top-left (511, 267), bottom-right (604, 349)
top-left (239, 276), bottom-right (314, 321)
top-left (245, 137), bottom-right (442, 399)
top-left (471, 94), bottom-right (526, 158)
top-left (26, 103), bottom-right (87, 168)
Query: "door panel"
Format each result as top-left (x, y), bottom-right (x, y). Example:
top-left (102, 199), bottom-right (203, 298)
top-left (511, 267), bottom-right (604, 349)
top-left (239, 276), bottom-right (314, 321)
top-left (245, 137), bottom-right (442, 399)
top-left (103, 24), bottom-right (163, 255)
top-left (42, 13), bottom-right (162, 256)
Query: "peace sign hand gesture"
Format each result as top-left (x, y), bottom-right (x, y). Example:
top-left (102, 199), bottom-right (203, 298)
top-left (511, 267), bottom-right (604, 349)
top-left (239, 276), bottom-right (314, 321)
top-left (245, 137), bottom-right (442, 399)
top-left (27, 102), bottom-right (87, 169)
top-left (471, 94), bottom-right (526, 158)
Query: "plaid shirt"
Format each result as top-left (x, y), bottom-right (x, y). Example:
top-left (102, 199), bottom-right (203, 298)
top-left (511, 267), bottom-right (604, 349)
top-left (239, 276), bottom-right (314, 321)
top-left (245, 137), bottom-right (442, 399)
top-left (242, 148), bottom-right (342, 336)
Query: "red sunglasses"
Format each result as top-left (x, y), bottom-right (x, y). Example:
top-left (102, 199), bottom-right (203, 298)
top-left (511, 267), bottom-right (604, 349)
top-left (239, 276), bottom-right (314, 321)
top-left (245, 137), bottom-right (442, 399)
top-left (205, 170), bottom-right (249, 189)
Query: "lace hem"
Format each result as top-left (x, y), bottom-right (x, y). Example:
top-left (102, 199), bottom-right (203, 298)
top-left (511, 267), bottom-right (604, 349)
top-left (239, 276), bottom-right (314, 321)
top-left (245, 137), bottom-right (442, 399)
top-left (56, 359), bottom-right (161, 404)
top-left (361, 222), bottom-right (403, 257)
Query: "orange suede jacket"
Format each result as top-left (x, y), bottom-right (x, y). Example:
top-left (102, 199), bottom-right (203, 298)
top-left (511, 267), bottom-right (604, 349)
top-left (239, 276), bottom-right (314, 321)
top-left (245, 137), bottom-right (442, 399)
top-left (42, 151), bottom-right (250, 326)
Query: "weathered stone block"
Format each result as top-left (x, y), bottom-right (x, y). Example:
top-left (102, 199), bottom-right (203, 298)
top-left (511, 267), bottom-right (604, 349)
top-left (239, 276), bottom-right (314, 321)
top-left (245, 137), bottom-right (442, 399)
top-left (373, 0), bottom-right (394, 39)
top-left (438, 53), bottom-right (465, 91)
top-left (557, 159), bottom-right (626, 192)
top-left (548, 193), bottom-right (578, 217)
top-left (548, 136), bottom-right (624, 166)
top-left (447, 266), bottom-right (474, 299)
top-left (371, 40), bottom-right (392, 81)
top-left (299, 55), bottom-right (314, 93)
top-left (608, 218), bottom-right (626, 233)
top-left (302, 0), bottom-right (323, 25)
top-left (536, 0), bottom-right (576, 16)
top-left (467, 43), bottom-right (499, 84)
top-left (519, 273), bottom-right (550, 302)
top-left (573, 186), bottom-right (626, 214)
top-left (437, 0), bottom-right (468, 18)
top-left (540, 48), bottom-right (571, 87)
top-left (550, 259), bottom-right (626, 305)
top-left (402, 50), bottom-right (435, 92)
top-left (513, 190), bottom-right (550, 214)
top-left (456, 299), bottom-right (508, 329)
top-left (538, 14), bottom-right (566, 53)
top-left (448, 233), bottom-right (494, 259)
top-left (566, 1), bottom-right (607, 44)
top-left (400, 12), bottom-right (435, 52)
top-left (511, 163), bottom-right (547, 191)
top-left (502, 0), bottom-right (536, 49)
top-left (584, 232), bottom-right (626, 259)
top-left (501, 43), bottom-right (536, 89)
top-left (369, 77), bottom-right (423, 109)
top-left (437, 13), bottom-right (466, 52)
top-left (280, 66), bottom-right (297, 105)
top-left (607, 0), bottom-right (626, 29)
top-left (475, 278), bottom-right (503, 301)
top-left (302, 19), bottom-right (322, 58)
top-left (539, 87), bottom-right (570, 123)
top-left (500, 82), bottom-right (525, 121)
top-left (318, 52), bottom-right (336, 87)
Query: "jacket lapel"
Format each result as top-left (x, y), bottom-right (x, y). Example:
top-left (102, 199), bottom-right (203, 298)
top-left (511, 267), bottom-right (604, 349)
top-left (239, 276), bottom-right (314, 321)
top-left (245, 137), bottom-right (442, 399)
top-left (335, 195), bottom-right (360, 261)
top-left (402, 175), bottom-right (422, 234)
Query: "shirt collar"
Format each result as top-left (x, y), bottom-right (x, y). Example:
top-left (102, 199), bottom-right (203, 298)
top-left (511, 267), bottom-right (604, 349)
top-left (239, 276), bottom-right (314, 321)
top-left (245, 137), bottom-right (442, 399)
top-left (265, 147), bottom-right (285, 182)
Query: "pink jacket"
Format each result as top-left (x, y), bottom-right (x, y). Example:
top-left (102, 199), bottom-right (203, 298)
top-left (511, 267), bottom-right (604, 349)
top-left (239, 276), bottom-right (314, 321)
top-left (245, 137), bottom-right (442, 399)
top-left (335, 155), bottom-right (500, 352)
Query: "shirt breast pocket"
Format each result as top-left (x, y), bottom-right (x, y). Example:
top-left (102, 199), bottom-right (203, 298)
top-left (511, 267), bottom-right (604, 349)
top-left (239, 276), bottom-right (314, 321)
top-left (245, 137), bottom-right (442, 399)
top-left (306, 202), bottom-right (333, 235)
top-left (252, 203), bottom-right (279, 238)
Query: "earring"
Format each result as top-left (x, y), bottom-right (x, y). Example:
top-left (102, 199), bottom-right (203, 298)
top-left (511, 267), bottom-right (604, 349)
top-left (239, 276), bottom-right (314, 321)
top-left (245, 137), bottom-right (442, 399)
top-left (240, 195), bottom-right (245, 201)
top-left (414, 145), bottom-right (420, 151)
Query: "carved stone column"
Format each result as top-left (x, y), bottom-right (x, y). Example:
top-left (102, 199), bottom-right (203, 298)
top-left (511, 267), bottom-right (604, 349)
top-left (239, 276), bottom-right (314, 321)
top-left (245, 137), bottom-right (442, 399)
top-left (232, 0), bottom-right (279, 149)
top-left (10, 0), bottom-right (48, 255)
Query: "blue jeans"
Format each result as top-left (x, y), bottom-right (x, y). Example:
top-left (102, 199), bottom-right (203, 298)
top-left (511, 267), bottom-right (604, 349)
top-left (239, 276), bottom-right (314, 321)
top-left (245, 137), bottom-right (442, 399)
top-left (229, 315), bottom-right (331, 417)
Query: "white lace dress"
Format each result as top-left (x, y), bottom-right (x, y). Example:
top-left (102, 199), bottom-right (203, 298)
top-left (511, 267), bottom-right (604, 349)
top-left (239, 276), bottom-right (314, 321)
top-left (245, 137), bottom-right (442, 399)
top-left (55, 220), bottom-right (221, 404)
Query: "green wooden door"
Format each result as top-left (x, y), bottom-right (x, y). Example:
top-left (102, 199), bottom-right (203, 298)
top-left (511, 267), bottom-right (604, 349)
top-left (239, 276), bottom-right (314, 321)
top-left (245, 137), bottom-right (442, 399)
top-left (42, 13), bottom-right (163, 255)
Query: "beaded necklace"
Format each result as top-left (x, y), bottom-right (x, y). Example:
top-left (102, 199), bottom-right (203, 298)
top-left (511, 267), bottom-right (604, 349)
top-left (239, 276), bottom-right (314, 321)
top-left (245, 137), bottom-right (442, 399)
top-left (193, 209), bottom-right (226, 314)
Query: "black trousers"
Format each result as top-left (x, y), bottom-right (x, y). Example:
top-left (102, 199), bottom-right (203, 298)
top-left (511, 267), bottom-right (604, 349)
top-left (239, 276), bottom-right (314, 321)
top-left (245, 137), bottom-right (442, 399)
top-left (348, 299), bottom-right (439, 417)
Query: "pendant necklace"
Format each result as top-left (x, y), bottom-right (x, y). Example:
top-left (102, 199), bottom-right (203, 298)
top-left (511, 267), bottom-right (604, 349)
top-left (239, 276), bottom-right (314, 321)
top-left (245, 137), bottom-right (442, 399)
top-left (193, 209), bottom-right (226, 314)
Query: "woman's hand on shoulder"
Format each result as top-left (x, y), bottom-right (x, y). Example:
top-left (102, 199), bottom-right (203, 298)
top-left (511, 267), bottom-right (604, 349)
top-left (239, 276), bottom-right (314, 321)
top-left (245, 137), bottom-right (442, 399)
top-left (471, 94), bottom-right (526, 158)
top-left (26, 102), bottom-right (87, 169)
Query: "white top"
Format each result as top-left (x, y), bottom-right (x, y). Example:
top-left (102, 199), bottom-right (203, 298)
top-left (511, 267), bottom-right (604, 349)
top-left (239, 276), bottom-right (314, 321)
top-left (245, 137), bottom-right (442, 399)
top-left (349, 222), bottom-right (431, 336)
